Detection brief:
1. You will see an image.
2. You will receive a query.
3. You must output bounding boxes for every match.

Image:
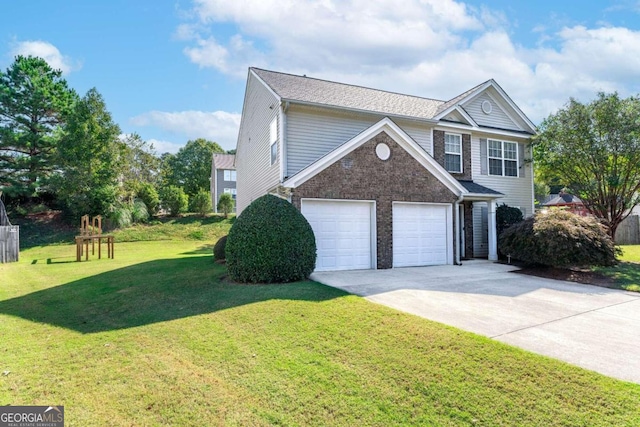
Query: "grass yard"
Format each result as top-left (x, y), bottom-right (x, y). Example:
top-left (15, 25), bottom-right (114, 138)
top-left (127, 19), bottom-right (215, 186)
top-left (1, 240), bottom-right (639, 426)
top-left (595, 245), bottom-right (640, 292)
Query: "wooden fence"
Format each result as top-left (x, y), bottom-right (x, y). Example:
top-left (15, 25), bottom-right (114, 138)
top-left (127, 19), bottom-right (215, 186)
top-left (0, 225), bottom-right (19, 263)
top-left (615, 215), bottom-right (640, 245)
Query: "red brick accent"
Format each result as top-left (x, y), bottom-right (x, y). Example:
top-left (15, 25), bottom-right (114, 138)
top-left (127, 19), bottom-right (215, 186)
top-left (291, 131), bottom-right (458, 269)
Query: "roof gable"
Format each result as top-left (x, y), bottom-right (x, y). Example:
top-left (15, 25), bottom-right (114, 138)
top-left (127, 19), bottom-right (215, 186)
top-left (283, 117), bottom-right (465, 195)
top-left (435, 80), bottom-right (536, 134)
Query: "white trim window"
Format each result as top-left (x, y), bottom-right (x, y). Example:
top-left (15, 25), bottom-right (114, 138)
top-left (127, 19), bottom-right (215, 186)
top-left (444, 133), bottom-right (462, 173)
top-left (488, 139), bottom-right (518, 177)
top-left (224, 188), bottom-right (237, 199)
top-left (223, 170), bottom-right (236, 181)
top-left (269, 117), bottom-right (278, 166)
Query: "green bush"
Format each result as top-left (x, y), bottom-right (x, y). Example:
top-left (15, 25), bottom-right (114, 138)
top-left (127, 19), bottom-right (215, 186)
top-left (213, 235), bottom-right (227, 261)
top-left (499, 209), bottom-right (617, 267)
top-left (226, 194), bottom-right (317, 283)
top-left (109, 205), bottom-right (132, 228)
top-left (160, 186), bottom-right (189, 216)
top-left (137, 183), bottom-right (160, 216)
top-left (496, 204), bottom-right (523, 237)
top-left (131, 199), bottom-right (149, 223)
top-left (217, 193), bottom-right (235, 218)
top-left (191, 190), bottom-right (212, 216)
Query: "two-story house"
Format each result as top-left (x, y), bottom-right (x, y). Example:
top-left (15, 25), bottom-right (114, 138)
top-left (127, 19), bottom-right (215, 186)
top-left (236, 68), bottom-right (536, 271)
top-left (211, 153), bottom-right (237, 213)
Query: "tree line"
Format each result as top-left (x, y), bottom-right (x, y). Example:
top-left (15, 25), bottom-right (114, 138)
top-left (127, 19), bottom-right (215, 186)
top-left (0, 55), bottom-right (228, 223)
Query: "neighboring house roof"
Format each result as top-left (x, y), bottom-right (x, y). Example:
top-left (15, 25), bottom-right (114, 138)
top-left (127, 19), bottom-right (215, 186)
top-left (543, 193), bottom-right (583, 206)
top-left (213, 154), bottom-right (236, 170)
top-left (252, 68), bottom-right (444, 120)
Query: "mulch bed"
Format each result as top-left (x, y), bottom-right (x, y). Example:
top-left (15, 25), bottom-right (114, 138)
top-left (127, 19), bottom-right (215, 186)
top-left (508, 262), bottom-right (617, 289)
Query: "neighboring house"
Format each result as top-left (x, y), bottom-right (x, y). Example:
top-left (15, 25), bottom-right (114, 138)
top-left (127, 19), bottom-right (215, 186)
top-left (541, 192), bottom-right (589, 216)
top-left (211, 154), bottom-right (237, 213)
top-left (236, 68), bottom-right (536, 271)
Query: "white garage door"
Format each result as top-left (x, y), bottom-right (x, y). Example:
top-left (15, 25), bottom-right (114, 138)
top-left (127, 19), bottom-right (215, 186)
top-left (301, 199), bottom-right (373, 271)
top-left (393, 203), bottom-right (450, 267)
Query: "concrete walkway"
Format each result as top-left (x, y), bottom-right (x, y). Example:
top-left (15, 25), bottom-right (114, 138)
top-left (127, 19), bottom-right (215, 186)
top-left (311, 260), bottom-right (640, 384)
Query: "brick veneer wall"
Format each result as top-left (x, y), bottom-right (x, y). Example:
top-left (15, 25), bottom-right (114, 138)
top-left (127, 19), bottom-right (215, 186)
top-left (433, 130), bottom-right (472, 180)
top-left (291, 131), bottom-right (458, 269)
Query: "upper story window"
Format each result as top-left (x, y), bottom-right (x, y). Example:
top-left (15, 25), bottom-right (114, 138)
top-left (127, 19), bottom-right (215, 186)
top-left (223, 170), bottom-right (236, 182)
top-left (488, 139), bottom-right (518, 177)
top-left (444, 133), bottom-right (462, 173)
top-left (269, 117), bottom-right (278, 166)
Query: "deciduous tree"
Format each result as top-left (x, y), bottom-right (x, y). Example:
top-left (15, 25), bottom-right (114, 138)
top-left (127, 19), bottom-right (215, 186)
top-left (534, 92), bottom-right (640, 239)
top-left (161, 138), bottom-right (224, 199)
top-left (52, 88), bottom-right (123, 218)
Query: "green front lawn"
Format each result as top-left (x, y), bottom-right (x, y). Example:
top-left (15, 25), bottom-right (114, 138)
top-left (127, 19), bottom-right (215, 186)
top-left (595, 245), bottom-right (640, 292)
top-left (1, 241), bottom-right (639, 426)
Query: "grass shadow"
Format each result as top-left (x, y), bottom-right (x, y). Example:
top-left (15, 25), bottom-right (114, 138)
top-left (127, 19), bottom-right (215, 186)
top-left (181, 244), bottom-right (215, 255)
top-left (0, 256), bottom-right (343, 334)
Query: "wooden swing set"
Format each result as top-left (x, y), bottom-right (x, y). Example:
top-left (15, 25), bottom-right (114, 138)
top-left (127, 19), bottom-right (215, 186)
top-left (75, 215), bottom-right (114, 262)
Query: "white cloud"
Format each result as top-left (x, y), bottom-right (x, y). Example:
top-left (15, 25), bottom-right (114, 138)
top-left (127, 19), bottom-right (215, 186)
top-left (179, 0), bottom-right (640, 123)
top-left (147, 139), bottom-right (185, 155)
top-left (10, 40), bottom-right (78, 74)
top-left (130, 110), bottom-right (241, 151)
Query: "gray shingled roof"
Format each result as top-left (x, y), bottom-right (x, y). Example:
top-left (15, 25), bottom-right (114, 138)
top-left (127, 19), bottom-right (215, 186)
top-left (435, 80), bottom-right (489, 116)
top-left (252, 68), bottom-right (445, 120)
top-left (213, 154), bottom-right (235, 170)
top-left (458, 180), bottom-right (503, 195)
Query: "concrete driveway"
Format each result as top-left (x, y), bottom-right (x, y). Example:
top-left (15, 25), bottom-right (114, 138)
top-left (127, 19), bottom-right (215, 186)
top-left (311, 260), bottom-right (640, 384)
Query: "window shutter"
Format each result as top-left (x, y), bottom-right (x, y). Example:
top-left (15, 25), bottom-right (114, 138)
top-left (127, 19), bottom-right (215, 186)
top-left (480, 138), bottom-right (488, 175)
top-left (518, 143), bottom-right (526, 178)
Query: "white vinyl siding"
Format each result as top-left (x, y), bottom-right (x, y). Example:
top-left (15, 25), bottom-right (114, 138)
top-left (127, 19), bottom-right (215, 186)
top-left (235, 73), bottom-right (281, 213)
top-left (471, 135), bottom-right (534, 257)
top-left (285, 104), bottom-right (433, 177)
top-left (270, 117), bottom-right (278, 165)
top-left (463, 92), bottom-right (525, 131)
top-left (444, 133), bottom-right (462, 173)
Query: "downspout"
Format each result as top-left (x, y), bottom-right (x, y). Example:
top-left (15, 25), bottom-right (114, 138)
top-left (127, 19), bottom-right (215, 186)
top-left (454, 193), bottom-right (464, 265)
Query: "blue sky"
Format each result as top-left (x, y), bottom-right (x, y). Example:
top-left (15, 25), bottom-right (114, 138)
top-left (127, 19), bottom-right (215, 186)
top-left (2, 0), bottom-right (640, 153)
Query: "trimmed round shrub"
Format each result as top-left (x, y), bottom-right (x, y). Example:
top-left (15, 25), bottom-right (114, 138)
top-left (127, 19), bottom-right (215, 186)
top-left (499, 209), bottom-right (617, 267)
top-left (226, 194), bottom-right (316, 283)
top-left (213, 235), bottom-right (227, 261)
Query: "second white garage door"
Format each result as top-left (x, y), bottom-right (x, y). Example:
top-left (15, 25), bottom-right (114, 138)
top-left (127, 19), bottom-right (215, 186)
top-left (301, 199), bottom-right (374, 271)
top-left (393, 202), bottom-right (450, 267)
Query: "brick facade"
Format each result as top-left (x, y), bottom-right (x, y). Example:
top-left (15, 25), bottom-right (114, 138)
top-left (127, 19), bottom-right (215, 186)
top-left (291, 131), bottom-right (458, 269)
top-left (433, 130), bottom-right (472, 180)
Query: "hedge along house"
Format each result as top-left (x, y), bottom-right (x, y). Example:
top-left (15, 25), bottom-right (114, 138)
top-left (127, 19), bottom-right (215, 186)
top-left (235, 68), bottom-right (536, 271)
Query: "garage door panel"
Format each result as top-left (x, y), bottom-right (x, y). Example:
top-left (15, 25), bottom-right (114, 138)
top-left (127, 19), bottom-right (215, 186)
top-left (302, 200), bottom-right (373, 271)
top-left (393, 203), bottom-right (449, 267)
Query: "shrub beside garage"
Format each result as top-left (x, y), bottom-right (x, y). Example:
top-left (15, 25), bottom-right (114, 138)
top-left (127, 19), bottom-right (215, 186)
top-left (226, 195), bottom-right (317, 283)
top-left (499, 209), bottom-right (617, 268)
